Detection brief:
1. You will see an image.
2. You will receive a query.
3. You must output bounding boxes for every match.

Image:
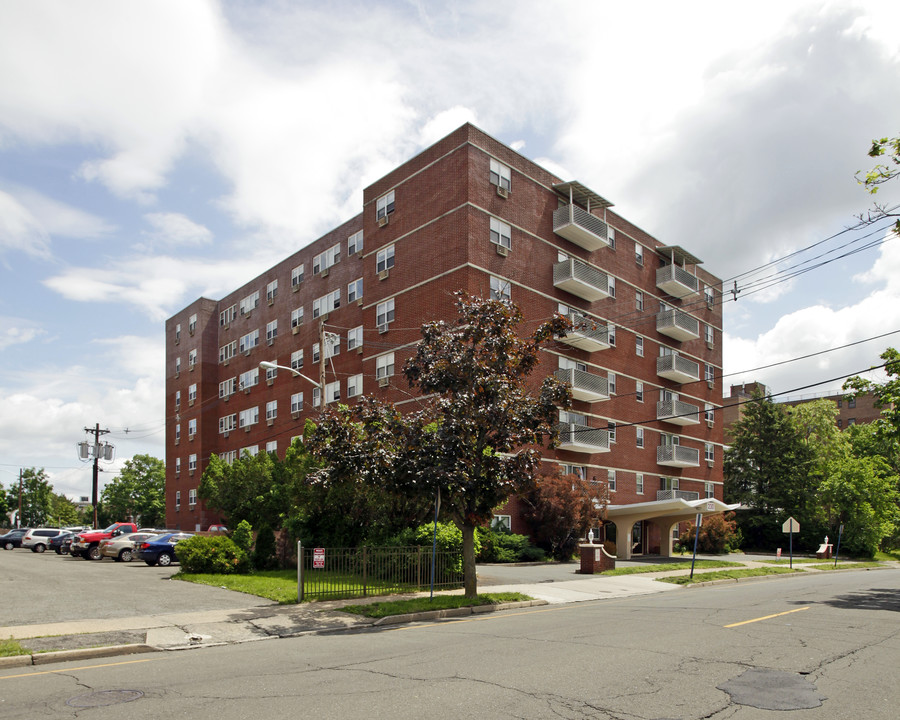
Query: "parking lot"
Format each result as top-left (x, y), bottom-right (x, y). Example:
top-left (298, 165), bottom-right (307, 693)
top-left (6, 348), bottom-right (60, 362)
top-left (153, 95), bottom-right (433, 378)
top-left (0, 545), bottom-right (276, 627)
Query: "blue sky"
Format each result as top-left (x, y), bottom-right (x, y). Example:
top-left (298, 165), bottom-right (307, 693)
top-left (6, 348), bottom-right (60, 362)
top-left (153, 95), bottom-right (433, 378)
top-left (1, 0), bottom-right (899, 500)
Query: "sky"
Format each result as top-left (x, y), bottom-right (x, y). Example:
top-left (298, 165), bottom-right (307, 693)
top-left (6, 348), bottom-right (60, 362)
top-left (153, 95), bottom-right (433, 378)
top-left (1, 0), bottom-right (899, 501)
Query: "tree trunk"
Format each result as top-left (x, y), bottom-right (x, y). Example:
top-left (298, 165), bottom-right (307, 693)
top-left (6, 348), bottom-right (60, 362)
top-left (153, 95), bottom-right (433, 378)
top-left (461, 522), bottom-right (478, 598)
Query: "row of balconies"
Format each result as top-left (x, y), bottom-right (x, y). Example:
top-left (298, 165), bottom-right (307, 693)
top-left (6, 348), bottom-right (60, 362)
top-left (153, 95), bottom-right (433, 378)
top-left (554, 422), bottom-right (704, 467)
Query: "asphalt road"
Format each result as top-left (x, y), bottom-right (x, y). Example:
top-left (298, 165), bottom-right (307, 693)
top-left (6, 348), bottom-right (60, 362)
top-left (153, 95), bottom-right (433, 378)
top-left (2, 567), bottom-right (897, 719)
top-left (0, 544), bottom-right (275, 626)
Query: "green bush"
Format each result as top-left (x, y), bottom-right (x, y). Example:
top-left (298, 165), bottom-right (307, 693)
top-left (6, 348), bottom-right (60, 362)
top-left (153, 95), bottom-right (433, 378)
top-left (252, 525), bottom-right (278, 570)
top-left (177, 535), bottom-right (250, 574)
top-left (232, 520), bottom-right (253, 553)
top-left (678, 513), bottom-right (742, 554)
top-left (477, 529), bottom-right (545, 563)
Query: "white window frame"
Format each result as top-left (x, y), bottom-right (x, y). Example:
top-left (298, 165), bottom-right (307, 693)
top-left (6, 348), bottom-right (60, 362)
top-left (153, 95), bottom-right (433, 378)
top-left (219, 340), bottom-right (237, 363)
top-left (188, 383), bottom-right (197, 403)
top-left (219, 377), bottom-right (236, 398)
top-left (705, 443), bottom-right (715, 463)
top-left (635, 291), bottom-right (643, 312)
top-left (266, 320), bottom-right (278, 343)
top-left (347, 373), bottom-right (363, 398)
top-left (490, 276), bottom-right (511, 302)
top-left (347, 325), bottom-right (363, 351)
top-left (636, 336), bottom-right (644, 357)
top-left (376, 352), bottom-right (395, 379)
top-left (376, 190), bottom-right (395, 220)
top-left (636, 427), bottom-right (644, 448)
top-left (636, 473), bottom-right (644, 494)
top-left (175, 459), bottom-right (181, 475)
top-left (188, 349), bottom-right (197, 367)
top-left (489, 159), bottom-right (511, 191)
top-left (290, 392), bottom-right (304, 414)
top-left (175, 390), bottom-right (181, 408)
top-left (291, 349), bottom-right (304, 371)
top-left (266, 400), bottom-right (278, 421)
top-left (376, 245), bottom-right (395, 273)
top-left (608, 469), bottom-right (617, 492)
top-left (239, 290), bottom-right (260, 316)
top-left (312, 289), bottom-right (340, 318)
top-left (291, 264), bottom-right (305, 288)
top-left (325, 380), bottom-right (340, 404)
top-left (608, 421), bottom-right (616, 443)
top-left (239, 330), bottom-right (259, 353)
top-left (705, 324), bottom-right (714, 345)
top-left (608, 324), bottom-right (616, 347)
top-left (238, 406), bottom-right (259, 428)
top-left (238, 368), bottom-right (259, 390)
top-left (635, 243), bottom-right (644, 266)
top-left (188, 454), bottom-right (197, 472)
top-left (291, 307), bottom-right (304, 328)
top-left (348, 230), bottom-right (363, 255)
top-left (188, 418), bottom-right (197, 436)
top-left (313, 243), bottom-right (340, 274)
top-left (348, 278), bottom-right (363, 303)
top-left (266, 280), bottom-right (278, 303)
top-left (376, 298), bottom-right (395, 328)
top-left (636, 382), bottom-right (644, 403)
top-left (608, 372), bottom-right (616, 395)
top-left (608, 276), bottom-right (616, 298)
top-left (489, 217), bottom-right (511, 249)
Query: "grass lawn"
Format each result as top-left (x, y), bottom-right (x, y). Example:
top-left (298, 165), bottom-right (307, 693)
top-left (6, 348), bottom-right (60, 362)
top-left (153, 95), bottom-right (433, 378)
top-left (659, 567), bottom-right (804, 585)
top-left (598, 560), bottom-right (742, 576)
top-left (759, 557), bottom-right (821, 565)
top-left (874, 550), bottom-right (900, 561)
top-left (807, 562), bottom-right (884, 571)
top-left (0, 638), bottom-right (30, 658)
top-left (340, 592), bottom-right (532, 618)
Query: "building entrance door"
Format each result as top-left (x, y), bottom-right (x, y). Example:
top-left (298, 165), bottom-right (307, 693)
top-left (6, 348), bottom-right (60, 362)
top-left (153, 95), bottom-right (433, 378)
top-left (631, 521), bottom-right (647, 556)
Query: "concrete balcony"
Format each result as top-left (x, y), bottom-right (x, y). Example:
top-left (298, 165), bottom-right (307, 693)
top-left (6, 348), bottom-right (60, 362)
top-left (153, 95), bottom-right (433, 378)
top-left (656, 489), bottom-right (701, 502)
top-left (558, 313), bottom-right (610, 353)
top-left (656, 399), bottom-right (701, 426)
top-left (656, 354), bottom-right (701, 384)
top-left (657, 264), bottom-right (699, 298)
top-left (553, 258), bottom-right (609, 302)
top-left (556, 423), bottom-right (610, 454)
top-left (554, 368), bottom-right (609, 403)
top-left (553, 204), bottom-right (609, 251)
top-left (657, 444), bottom-right (701, 468)
top-left (656, 309), bottom-right (700, 342)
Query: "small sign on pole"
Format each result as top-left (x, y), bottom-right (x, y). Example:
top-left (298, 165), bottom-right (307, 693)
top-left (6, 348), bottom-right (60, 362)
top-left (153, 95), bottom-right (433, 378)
top-left (313, 547), bottom-right (325, 569)
top-left (782, 517), bottom-right (799, 569)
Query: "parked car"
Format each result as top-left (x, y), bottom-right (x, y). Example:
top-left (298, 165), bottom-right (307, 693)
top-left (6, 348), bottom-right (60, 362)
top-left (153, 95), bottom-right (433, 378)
top-left (49, 532), bottom-right (75, 555)
top-left (207, 525), bottom-right (228, 533)
top-left (22, 528), bottom-right (67, 553)
top-left (1, 528), bottom-right (30, 550)
top-left (136, 533), bottom-right (193, 567)
top-left (99, 532), bottom-right (161, 562)
top-left (71, 522), bottom-right (139, 560)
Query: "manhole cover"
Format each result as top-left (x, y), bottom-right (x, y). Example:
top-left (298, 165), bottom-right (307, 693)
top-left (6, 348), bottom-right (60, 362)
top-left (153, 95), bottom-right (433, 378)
top-left (718, 669), bottom-right (825, 710)
top-left (66, 690), bottom-right (144, 708)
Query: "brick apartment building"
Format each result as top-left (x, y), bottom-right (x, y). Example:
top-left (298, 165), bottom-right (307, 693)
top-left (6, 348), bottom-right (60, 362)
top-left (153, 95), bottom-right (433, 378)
top-left (165, 124), bottom-right (732, 558)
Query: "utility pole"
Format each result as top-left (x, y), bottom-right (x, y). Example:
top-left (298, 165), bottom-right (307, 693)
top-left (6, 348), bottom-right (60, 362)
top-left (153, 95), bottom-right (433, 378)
top-left (319, 320), bottom-right (327, 404)
top-left (17, 468), bottom-right (22, 528)
top-left (78, 424), bottom-right (112, 529)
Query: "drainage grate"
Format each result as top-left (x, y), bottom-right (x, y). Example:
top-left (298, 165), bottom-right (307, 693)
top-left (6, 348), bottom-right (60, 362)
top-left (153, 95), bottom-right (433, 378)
top-left (66, 690), bottom-right (144, 708)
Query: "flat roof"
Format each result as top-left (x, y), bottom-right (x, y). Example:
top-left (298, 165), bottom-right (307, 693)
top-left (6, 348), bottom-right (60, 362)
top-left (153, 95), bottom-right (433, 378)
top-left (553, 181), bottom-right (614, 210)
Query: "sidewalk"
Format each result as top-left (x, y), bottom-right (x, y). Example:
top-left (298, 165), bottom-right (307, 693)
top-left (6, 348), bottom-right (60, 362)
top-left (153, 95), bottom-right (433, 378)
top-left (1, 555), bottom-right (891, 669)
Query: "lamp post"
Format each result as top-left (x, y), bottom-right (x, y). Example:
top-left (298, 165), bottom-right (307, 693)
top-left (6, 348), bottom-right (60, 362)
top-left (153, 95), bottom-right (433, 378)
top-left (258, 361), bottom-right (321, 389)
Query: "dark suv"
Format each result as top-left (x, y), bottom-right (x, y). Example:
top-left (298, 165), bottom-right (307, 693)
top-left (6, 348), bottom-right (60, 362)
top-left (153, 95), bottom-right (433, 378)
top-left (1, 528), bottom-right (30, 550)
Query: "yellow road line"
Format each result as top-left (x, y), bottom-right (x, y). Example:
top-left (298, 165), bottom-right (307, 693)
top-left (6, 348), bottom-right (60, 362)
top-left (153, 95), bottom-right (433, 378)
top-left (725, 606), bottom-right (810, 628)
top-left (0, 657), bottom-right (156, 680)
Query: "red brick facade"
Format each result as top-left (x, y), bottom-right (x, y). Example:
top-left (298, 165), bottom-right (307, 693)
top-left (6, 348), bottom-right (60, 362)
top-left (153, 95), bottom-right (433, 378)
top-left (165, 124), bottom-right (725, 533)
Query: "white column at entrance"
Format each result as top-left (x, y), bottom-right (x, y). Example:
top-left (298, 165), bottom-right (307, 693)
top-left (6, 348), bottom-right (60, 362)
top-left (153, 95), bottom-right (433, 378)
top-left (658, 520), bottom-right (678, 558)
top-left (614, 520), bottom-right (633, 560)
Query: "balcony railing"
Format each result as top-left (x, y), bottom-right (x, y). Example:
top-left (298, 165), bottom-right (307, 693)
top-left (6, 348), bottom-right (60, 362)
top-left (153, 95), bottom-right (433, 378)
top-left (558, 313), bottom-right (610, 352)
top-left (656, 399), bottom-right (701, 426)
top-left (656, 309), bottom-right (700, 342)
top-left (656, 489), bottom-right (701, 502)
top-left (554, 368), bottom-right (609, 403)
top-left (556, 423), bottom-right (610, 454)
top-left (657, 444), bottom-right (701, 468)
top-left (656, 264), bottom-right (699, 298)
top-left (553, 258), bottom-right (609, 302)
top-left (656, 354), bottom-right (701, 384)
top-left (553, 204), bottom-right (610, 251)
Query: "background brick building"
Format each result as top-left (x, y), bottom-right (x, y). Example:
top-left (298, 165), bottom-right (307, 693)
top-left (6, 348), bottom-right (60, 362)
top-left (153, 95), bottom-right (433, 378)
top-left (165, 124), bottom-right (728, 556)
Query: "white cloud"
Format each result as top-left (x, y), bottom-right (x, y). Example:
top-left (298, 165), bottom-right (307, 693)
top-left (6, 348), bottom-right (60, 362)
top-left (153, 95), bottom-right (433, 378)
top-left (141, 212), bottom-right (213, 249)
top-left (0, 190), bottom-right (50, 257)
top-left (0, 316), bottom-right (44, 350)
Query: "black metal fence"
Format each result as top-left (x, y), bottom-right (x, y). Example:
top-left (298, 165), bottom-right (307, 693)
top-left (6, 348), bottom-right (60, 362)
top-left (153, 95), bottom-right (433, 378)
top-left (297, 545), bottom-right (463, 601)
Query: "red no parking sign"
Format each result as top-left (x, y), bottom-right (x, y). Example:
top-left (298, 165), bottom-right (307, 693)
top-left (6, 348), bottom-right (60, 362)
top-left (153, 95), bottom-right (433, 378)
top-left (313, 547), bottom-right (325, 569)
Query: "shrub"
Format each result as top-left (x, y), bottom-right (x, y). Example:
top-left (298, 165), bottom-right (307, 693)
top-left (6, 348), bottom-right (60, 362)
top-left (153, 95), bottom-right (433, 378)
top-left (232, 520), bottom-right (253, 554)
top-left (477, 529), bottom-right (544, 563)
top-left (678, 513), bottom-right (741, 554)
top-left (177, 535), bottom-right (250, 574)
top-left (252, 525), bottom-right (278, 570)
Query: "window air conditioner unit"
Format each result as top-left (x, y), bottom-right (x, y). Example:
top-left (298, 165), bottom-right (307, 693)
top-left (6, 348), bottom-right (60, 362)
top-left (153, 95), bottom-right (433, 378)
top-left (706, 341), bottom-right (714, 350)
top-left (244, 426), bottom-right (251, 433)
top-left (378, 269), bottom-right (390, 280)
top-left (267, 339), bottom-right (274, 346)
top-left (268, 298), bottom-right (274, 306)
top-left (223, 430), bottom-right (230, 438)
top-left (244, 349), bottom-right (252, 357)
top-left (706, 419), bottom-right (714, 428)
top-left (292, 326), bottom-right (299, 335)
top-left (707, 380), bottom-right (714, 389)
top-left (189, 399), bottom-right (194, 407)
top-left (707, 460), bottom-right (714, 468)
top-left (496, 244), bottom-right (509, 257)
top-left (174, 372), bottom-right (180, 379)
top-left (291, 411), bottom-right (300, 419)
top-left (175, 504), bottom-right (180, 512)
top-left (357, 298), bottom-right (364, 306)
top-left (378, 324), bottom-right (389, 334)
top-left (267, 419), bottom-right (274, 427)
top-left (378, 377), bottom-right (390, 388)
top-left (321, 268), bottom-right (329, 277)
top-left (266, 379), bottom-right (274, 386)
top-left (223, 394), bottom-right (229, 403)
top-left (357, 347), bottom-right (363, 354)
top-left (292, 284), bottom-right (300, 293)
top-left (377, 215), bottom-right (389, 227)
top-left (188, 433), bottom-right (195, 441)
top-left (496, 184), bottom-right (509, 198)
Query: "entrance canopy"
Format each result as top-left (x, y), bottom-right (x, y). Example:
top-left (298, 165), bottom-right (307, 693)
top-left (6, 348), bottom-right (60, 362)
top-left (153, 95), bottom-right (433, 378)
top-left (605, 497), bottom-right (741, 559)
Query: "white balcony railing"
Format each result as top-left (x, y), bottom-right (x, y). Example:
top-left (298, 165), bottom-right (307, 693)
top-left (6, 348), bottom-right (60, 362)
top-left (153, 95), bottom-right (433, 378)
top-left (656, 489), bottom-right (701, 502)
top-left (656, 399), bottom-right (701, 426)
top-left (554, 368), bottom-right (609, 403)
top-left (553, 204), bottom-right (609, 251)
top-left (657, 444), bottom-right (700, 468)
top-left (656, 354), bottom-right (701, 384)
top-left (558, 313), bottom-right (610, 353)
top-left (657, 264), bottom-right (699, 298)
top-left (553, 258), bottom-right (609, 302)
top-left (656, 309), bottom-right (700, 342)
top-left (556, 423), bottom-right (610, 454)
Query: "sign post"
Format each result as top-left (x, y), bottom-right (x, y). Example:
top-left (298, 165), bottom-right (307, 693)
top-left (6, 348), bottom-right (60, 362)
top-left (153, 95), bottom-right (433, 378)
top-left (689, 513), bottom-right (703, 580)
top-left (782, 517), bottom-right (800, 569)
top-left (833, 523), bottom-right (844, 568)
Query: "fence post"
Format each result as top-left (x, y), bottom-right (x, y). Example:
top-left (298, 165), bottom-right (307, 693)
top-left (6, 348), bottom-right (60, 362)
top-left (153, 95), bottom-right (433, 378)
top-left (297, 542), bottom-right (303, 603)
top-left (362, 546), bottom-right (368, 597)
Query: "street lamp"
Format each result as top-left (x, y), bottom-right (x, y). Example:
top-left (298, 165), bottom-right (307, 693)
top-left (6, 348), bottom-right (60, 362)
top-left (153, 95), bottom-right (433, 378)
top-left (258, 361), bottom-right (321, 389)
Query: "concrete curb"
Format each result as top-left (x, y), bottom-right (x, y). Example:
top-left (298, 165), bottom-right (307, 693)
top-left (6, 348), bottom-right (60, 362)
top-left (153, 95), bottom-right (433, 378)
top-left (371, 599), bottom-right (546, 626)
top-left (680, 564), bottom-right (889, 588)
top-left (0, 643), bottom-right (156, 669)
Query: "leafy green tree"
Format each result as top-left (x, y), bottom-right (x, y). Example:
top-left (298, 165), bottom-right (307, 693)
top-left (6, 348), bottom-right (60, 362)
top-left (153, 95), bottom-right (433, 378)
top-left (844, 347), bottom-right (900, 470)
top-left (99, 455), bottom-right (166, 527)
top-left (199, 449), bottom-right (290, 531)
top-left (312, 293), bottom-right (571, 597)
top-left (857, 134), bottom-right (900, 236)
top-left (724, 391), bottom-right (820, 550)
top-left (51, 494), bottom-right (81, 526)
top-left (5, 468), bottom-right (54, 526)
top-left (0, 482), bottom-right (8, 521)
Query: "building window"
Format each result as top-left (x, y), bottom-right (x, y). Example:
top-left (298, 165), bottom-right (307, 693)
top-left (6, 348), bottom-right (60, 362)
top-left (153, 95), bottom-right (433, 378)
top-left (636, 336), bottom-right (644, 357)
top-left (175, 490), bottom-right (181, 509)
top-left (607, 227), bottom-right (616, 250)
top-left (239, 330), bottom-right (259, 353)
top-left (266, 320), bottom-right (278, 343)
top-left (608, 421), bottom-right (616, 443)
top-left (188, 454), bottom-right (197, 472)
top-left (705, 482), bottom-right (714, 499)
top-left (291, 349), bottom-right (304, 371)
top-left (175, 323), bottom-right (181, 342)
top-left (175, 357), bottom-right (181, 374)
top-left (188, 349), bottom-right (197, 367)
top-left (848, 398), bottom-right (856, 409)
top-left (636, 382), bottom-right (644, 403)
top-left (608, 324), bottom-right (616, 347)
top-left (490, 276), bottom-right (511, 302)
top-left (705, 443), bottom-right (714, 463)
top-left (347, 373), bottom-right (363, 398)
top-left (848, 418), bottom-right (856, 426)
top-left (241, 445), bottom-right (259, 458)
top-left (291, 264), bottom-right (305, 288)
top-left (376, 190), bottom-right (395, 221)
top-left (219, 414), bottom-right (236, 434)
top-left (348, 230), bottom-right (363, 255)
top-left (348, 278), bottom-right (363, 303)
top-left (376, 245), bottom-right (395, 273)
top-left (312, 387), bottom-right (321, 407)
top-left (219, 341), bottom-right (236, 363)
top-left (290, 392), bottom-right (304, 414)
top-left (266, 400), bottom-right (278, 421)
top-left (489, 159), bottom-right (511, 191)
top-left (188, 314), bottom-right (197, 334)
top-left (636, 473), bottom-right (644, 494)
top-left (324, 380), bottom-right (340, 404)
top-left (705, 324), bottom-right (714, 346)
top-left (608, 276), bottom-right (616, 298)
top-left (606, 469), bottom-right (616, 492)
top-left (347, 325), bottom-right (363, 351)
top-left (376, 298), bottom-right (395, 328)
top-left (705, 285), bottom-right (715, 307)
top-left (661, 477), bottom-right (678, 492)
top-left (239, 290), bottom-right (260, 316)
top-left (219, 377), bottom-right (236, 398)
top-left (312, 289), bottom-right (341, 318)
top-left (221, 450), bottom-right (237, 464)
top-left (491, 515), bottom-right (512, 532)
top-left (175, 459), bottom-right (181, 475)
top-left (174, 390), bottom-right (181, 408)
top-left (238, 368), bottom-right (259, 390)
top-left (561, 464), bottom-right (585, 479)
top-left (266, 280), bottom-right (278, 303)
top-left (376, 352), bottom-right (395, 379)
top-left (175, 423), bottom-right (181, 442)
top-left (636, 427), bottom-right (644, 448)
top-left (264, 363), bottom-right (277, 382)
top-left (266, 440), bottom-right (278, 454)
top-left (705, 403), bottom-right (714, 424)
top-left (313, 243), bottom-right (340, 274)
top-left (189, 488), bottom-right (197, 506)
top-left (238, 406), bottom-right (259, 428)
top-left (635, 243), bottom-right (644, 266)
top-left (291, 307), bottom-right (304, 328)
top-left (608, 372), bottom-right (616, 395)
top-left (324, 332), bottom-right (340, 359)
top-left (490, 217), bottom-right (512, 249)
top-left (188, 418), bottom-right (197, 437)
top-left (219, 305), bottom-right (236, 327)
top-left (312, 342), bottom-right (320, 364)
top-left (837, 419), bottom-right (843, 428)
top-left (706, 364), bottom-right (715, 384)
top-left (636, 291), bottom-right (643, 312)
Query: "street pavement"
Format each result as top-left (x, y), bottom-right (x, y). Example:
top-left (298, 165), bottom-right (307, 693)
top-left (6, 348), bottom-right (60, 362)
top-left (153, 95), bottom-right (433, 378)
top-left (1, 553), bottom-right (891, 667)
